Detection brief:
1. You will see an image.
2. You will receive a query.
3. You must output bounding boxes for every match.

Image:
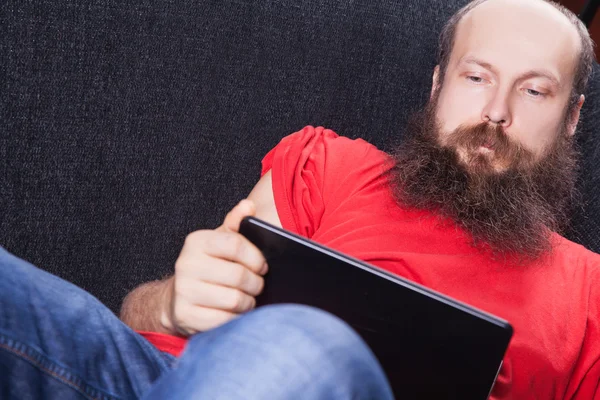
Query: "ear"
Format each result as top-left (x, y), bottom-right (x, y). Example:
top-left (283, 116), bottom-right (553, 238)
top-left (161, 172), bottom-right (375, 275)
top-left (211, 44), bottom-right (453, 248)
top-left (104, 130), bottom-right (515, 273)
top-left (567, 94), bottom-right (585, 137)
top-left (431, 65), bottom-right (441, 100)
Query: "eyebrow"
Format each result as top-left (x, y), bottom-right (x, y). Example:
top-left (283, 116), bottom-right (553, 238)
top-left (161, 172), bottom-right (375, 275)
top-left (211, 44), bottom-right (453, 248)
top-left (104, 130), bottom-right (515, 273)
top-left (459, 57), bottom-right (562, 89)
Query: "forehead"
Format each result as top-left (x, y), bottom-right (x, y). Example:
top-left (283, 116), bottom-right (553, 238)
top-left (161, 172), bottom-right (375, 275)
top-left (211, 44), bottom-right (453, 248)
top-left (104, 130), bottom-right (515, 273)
top-left (451, 0), bottom-right (580, 84)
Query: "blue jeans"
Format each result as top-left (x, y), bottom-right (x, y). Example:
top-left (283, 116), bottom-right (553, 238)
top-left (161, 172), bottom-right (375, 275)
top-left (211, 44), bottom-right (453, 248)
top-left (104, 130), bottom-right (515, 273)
top-left (0, 247), bottom-right (394, 399)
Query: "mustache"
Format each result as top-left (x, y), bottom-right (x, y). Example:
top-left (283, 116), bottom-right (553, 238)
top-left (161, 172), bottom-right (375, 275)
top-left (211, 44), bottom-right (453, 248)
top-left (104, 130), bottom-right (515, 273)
top-left (443, 122), bottom-right (535, 169)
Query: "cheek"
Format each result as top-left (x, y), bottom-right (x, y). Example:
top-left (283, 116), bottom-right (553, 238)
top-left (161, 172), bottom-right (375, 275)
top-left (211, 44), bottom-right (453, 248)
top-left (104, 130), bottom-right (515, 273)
top-left (436, 82), bottom-right (486, 133)
top-left (511, 107), bottom-right (565, 155)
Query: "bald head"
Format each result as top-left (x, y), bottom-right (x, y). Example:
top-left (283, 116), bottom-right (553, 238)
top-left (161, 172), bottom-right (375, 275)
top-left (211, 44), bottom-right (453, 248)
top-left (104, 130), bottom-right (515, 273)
top-left (437, 0), bottom-right (594, 107)
top-left (465, 0), bottom-right (581, 39)
top-left (454, 0), bottom-right (580, 96)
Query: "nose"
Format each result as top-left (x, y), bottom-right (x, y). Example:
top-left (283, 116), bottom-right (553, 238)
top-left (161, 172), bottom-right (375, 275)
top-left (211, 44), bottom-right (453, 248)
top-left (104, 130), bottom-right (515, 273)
top-left (481, 88), bottom-right (512, 127)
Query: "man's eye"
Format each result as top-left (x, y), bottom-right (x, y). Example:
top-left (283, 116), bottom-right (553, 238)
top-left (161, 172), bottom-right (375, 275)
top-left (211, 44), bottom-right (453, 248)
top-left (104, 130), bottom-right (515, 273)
top-left (467, 76), bottom-right (484, 83)
top-left (526, 89), bottom-right (544, 97)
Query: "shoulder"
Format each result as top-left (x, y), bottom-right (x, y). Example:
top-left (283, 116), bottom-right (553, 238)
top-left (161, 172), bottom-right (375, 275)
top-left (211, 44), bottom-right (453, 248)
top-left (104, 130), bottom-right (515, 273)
top-left (261, 125), bottom-right (393, 236)
top-left (262, 125), bottom-right (392, 185)
top-left (279, 125), bottom-right (387, 160)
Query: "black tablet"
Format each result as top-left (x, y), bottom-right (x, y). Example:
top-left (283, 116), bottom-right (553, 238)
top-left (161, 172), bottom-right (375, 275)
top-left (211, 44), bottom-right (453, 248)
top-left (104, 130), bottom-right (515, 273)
top-left (239, 216), bottom-right (513, 400)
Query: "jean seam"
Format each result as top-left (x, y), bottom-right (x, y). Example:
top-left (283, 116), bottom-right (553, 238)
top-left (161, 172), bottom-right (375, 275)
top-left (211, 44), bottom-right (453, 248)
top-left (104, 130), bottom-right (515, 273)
top-left (0, 334), bottom-right (121, 400)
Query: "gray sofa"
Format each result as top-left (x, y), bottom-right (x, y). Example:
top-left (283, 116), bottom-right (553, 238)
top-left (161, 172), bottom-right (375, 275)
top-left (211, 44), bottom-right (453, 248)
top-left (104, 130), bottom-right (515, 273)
top-left (2, 0), bottom-right (599, 314)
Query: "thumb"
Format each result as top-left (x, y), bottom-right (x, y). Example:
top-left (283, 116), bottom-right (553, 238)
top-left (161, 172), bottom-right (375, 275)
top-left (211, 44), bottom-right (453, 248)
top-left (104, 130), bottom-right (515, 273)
top-left (218, 199), bottom-right (256, 233)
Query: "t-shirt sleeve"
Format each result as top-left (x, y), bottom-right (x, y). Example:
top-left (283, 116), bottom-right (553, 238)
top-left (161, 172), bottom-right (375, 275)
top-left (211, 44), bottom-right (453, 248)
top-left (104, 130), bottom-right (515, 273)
top-left (567, 261), bottom-right (600, 399)
top-left (261, 125), bottom-right (388, 238)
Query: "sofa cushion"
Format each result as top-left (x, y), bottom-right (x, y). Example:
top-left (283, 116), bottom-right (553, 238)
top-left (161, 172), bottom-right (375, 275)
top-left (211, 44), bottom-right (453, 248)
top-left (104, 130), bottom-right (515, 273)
top-left (1, 0), bottom-right (598, 313)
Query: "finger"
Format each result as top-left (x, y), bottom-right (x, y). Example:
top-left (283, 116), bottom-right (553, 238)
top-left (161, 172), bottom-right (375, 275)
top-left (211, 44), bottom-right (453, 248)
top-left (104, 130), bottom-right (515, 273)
top-left (177, 279), bottom-right (257, 313)
top-left (177, 253), bottom-right (265, 295)
top-left (192, 258), bottom-right (265, 296)
top-left (179, 230), bottom-right (267, 275)
top-left (177, 302), bottom-right (239, 333)
top-left (202, 231), bottom-right (267, 275)
top-left (219, 199), bottom-right (256, 233)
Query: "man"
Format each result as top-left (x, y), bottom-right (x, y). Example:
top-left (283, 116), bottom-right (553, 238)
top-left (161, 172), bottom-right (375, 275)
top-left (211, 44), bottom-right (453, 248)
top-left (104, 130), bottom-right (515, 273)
top-left (1, 0), bottom-right (598, 398)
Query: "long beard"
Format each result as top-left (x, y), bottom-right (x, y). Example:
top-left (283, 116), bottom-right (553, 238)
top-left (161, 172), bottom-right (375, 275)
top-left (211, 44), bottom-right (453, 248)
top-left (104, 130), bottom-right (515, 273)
top-left (389, 104), bottom-right (579, 261)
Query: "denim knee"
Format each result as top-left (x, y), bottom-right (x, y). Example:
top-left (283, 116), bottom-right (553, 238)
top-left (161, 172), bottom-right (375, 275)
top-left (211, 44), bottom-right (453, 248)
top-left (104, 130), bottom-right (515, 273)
top-left (174, 304), bottom-right (394, 399)
top-left (241, 304), bottom-right (368, 354)
top-left (187, 304), bottom-right (369, 362)
top-left (0, 246), bottom-right (101, 314)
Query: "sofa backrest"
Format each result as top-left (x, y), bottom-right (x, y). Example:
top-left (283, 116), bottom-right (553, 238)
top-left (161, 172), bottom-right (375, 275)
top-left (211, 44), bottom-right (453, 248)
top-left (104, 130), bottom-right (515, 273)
top-left (2, 0), bottom-right (599, 313)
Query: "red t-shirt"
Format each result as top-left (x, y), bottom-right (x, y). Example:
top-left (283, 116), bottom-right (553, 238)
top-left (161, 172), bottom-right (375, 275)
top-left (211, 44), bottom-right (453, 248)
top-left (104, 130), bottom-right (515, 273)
top-left (143, 126), bottom-right (600, 399)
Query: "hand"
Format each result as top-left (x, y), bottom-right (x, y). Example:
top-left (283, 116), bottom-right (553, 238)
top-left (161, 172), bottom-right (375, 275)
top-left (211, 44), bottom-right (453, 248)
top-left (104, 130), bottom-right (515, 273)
top-left (162, 199), bottom-right (268, 336)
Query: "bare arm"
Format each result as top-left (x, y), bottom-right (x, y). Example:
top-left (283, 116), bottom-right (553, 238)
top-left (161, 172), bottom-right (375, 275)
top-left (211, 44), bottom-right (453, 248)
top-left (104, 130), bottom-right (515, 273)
top-left (120, 277), bottom-right (173, 333)
top-left (246, 170), bottom-right (281, 228)
top-left (119, 170), bottom-right (280, 334)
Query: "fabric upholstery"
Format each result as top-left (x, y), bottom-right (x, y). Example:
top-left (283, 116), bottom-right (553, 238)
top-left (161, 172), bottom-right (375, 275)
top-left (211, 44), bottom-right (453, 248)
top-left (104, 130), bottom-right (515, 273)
top-left (2, 0), bottom-right (599, 313)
